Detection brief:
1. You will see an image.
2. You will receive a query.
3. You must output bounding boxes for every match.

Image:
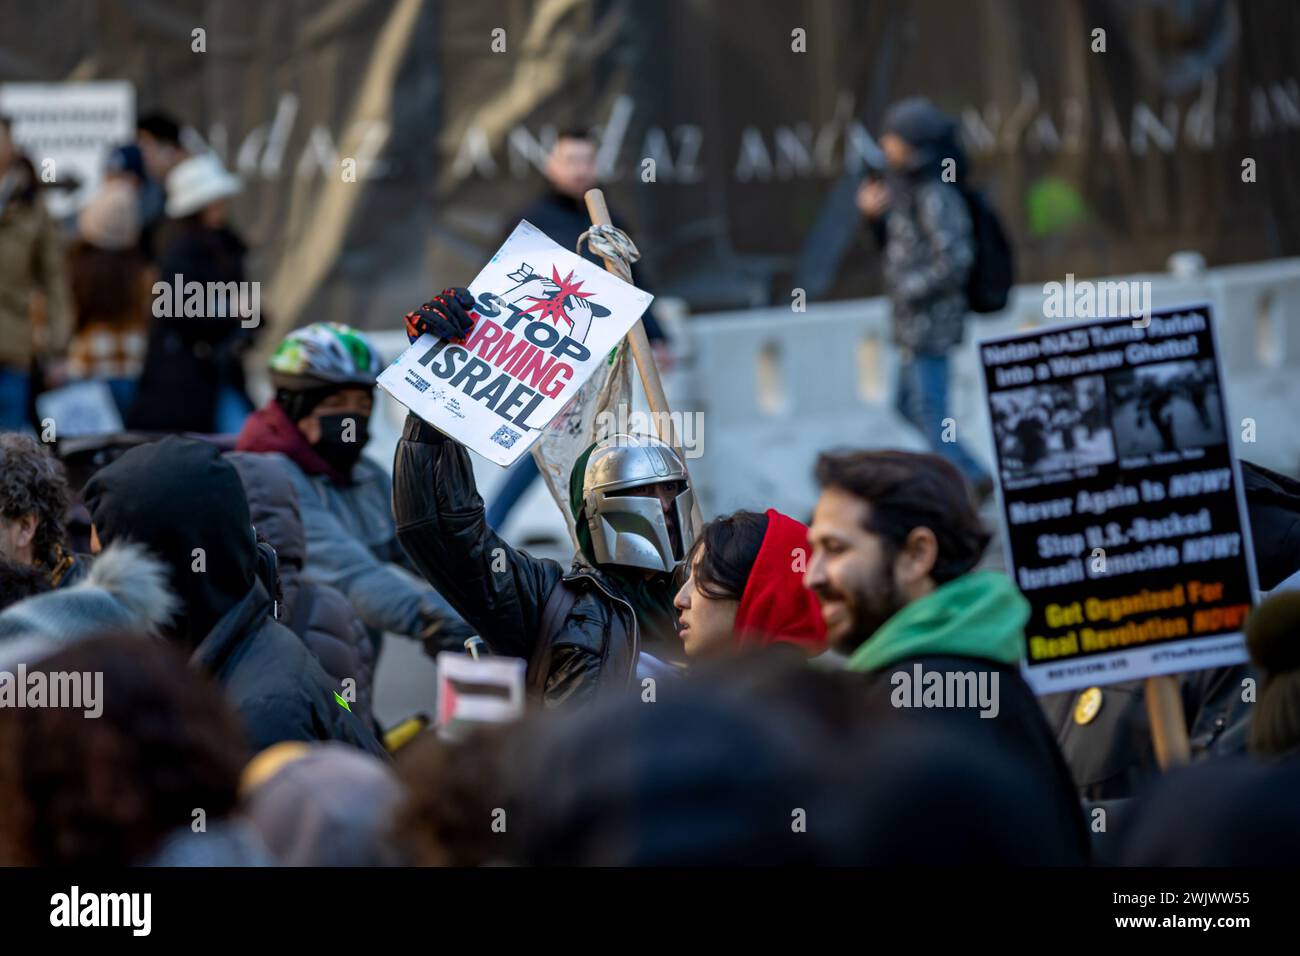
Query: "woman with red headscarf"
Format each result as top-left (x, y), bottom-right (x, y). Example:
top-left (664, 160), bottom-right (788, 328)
top-left (673, 509), bottom-right (827, 660)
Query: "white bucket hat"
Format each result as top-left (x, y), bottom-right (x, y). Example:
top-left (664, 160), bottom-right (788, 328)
top-left (165, 152), bottom-right (241, 218)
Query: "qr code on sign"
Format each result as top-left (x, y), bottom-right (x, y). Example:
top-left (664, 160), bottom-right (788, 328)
top-left (490, 425), bottom-right (522, 449)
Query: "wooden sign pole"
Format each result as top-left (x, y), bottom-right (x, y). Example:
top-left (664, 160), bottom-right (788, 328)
top-left (1144, 674), bottom-right (1191, 770)
top-left (583, 188), bottom-right (705, 532)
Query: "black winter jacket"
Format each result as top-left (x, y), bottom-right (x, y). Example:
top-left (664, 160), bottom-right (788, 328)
top-left (392, 413), bottom-right (637, 706)
top-left (853, 653), bottom-right (1091, 864)
top-left (190, 576), bottom-right (386, 757)
top-left (226, 451), bottom-right (378, 731)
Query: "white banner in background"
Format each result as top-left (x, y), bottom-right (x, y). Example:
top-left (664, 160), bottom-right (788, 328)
top-left (0, 82), bottom-right (135, 217)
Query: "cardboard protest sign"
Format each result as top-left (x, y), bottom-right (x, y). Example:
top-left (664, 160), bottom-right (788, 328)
top-left (378, 220), bottom-right (654, 466)
top-left (980, 304), bottom-right (1259, 694)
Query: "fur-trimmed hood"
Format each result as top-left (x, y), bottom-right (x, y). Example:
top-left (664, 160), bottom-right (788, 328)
top-left (0, 541), bottom-right (178, 665)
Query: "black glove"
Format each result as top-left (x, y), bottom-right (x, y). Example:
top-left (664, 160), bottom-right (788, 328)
top-left (417, 609), bottom-right (479, 659)
top-left (404, 287), bottom-right (476, 344)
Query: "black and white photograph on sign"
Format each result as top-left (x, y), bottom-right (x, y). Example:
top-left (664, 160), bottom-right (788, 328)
top-left (989, 375), bottom-right (1115, 481)
top-left (1107, 359), bottom-right (1226, 458)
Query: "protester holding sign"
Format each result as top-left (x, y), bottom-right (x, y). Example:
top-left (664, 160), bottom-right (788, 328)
top-left (391, 264), bottom-right (697, 703)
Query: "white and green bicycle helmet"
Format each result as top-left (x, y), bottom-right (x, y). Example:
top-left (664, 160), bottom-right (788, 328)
top-left (269, 322), bottom-right (382, 419)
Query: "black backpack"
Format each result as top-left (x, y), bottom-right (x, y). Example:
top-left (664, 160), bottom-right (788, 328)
top-left (961, 188), bottom-right (1014, 314)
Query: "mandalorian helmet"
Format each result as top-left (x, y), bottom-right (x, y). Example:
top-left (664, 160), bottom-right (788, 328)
top-left (583, 433), bottom-right (697, 573)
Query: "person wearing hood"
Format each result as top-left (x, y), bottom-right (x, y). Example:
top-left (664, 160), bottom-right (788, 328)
top-left (236, 321), bottom-right (471, 660)
top-left (82, 435), bottom-right (384, 756)
top-left (803, 447), bottom-right (1089, 860)
top-left (393, 289), bottom-right (697, 706)
top-left (673, 508), bottom-right (827, 661)
top-left (857, 97), bottom-right (989, 496)
top-left (225, 450), bottom-right (379, 733)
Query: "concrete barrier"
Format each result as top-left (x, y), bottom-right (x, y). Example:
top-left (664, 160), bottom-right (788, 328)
top-left (360, 257), bottom-right (1300, 545)
top-left (685, 257), bottom-right (1300, 522)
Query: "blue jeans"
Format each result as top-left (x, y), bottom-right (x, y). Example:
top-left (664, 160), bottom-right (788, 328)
top-left (895, 352), bottom-right (989, 486)
top-left (0, 367), bottom-right (31, 431)
top-left (215, 384), bottom-right (253, 435)
top-left (486, 454), bottom-right (540, 530)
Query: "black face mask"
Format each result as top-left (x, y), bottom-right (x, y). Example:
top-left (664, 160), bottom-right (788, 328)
top-left (314, 413), bottom-right (369, 474)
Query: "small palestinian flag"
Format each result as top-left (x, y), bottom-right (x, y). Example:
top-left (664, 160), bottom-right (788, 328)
top-left (435, 652), bottom-right (526, 739)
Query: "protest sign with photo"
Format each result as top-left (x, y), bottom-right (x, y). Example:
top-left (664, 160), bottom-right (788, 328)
top-left (378, 220), bottom-right (653, 466)
top-left (980, 304), bottom-right (1259, 694)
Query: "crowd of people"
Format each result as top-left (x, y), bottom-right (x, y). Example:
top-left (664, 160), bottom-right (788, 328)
top-left (0, 100), bottom-right (1298, 867)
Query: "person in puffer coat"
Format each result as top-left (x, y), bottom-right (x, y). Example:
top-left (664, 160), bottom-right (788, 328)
top-left (226, 451), bottom-right (379, 735)
top-left (236, 322), bottom-right (473, 659)
top-left (393, 287), bottom-right (702, 706)
top-left (82, 436), bottom-right (385, 757)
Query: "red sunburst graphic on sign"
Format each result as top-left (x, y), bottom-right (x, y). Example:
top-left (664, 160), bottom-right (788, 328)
top-left (520, 266), bottom-right (594, 328)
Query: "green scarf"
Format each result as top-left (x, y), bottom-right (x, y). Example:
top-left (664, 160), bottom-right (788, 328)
top-left (845, 570), bottom-right (1028, 673)
top-left (569, 443), bottom-right (680, 656)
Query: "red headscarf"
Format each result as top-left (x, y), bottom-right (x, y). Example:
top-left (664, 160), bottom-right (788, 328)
top-left (732, 509), bottom-right (827, 655)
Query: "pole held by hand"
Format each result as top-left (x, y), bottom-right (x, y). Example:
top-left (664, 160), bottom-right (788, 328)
top-left (583, 188), bottom-right (705, 532)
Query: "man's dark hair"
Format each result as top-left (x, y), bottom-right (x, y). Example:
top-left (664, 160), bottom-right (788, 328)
top-left (682, 510), bottom-right (769, 600)
top-left (136, 111), bottom-right (182, 146)
top-left (0, 434), bottom-right (70, 570)
top-left (814, 449), bottom-right (991, 585)
top-left (0, 557), bottom-right (51, 611)
top-left (556, 127), bottom-right (594, 144)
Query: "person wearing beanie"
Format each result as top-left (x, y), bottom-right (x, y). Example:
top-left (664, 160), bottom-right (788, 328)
top-left (856, 96), bottom-right (990, 497)
top-left (81, 436), bottom-right (385, 757)
top-left (673, 508), bottom-right (827, 660)
top-left (66, 177), bottom-right (153, 415)
top-left (236, 322), bottom-right (473, 660)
